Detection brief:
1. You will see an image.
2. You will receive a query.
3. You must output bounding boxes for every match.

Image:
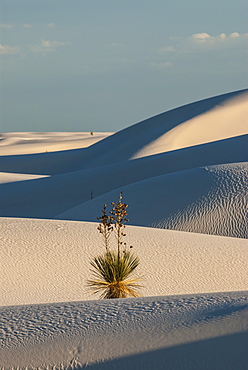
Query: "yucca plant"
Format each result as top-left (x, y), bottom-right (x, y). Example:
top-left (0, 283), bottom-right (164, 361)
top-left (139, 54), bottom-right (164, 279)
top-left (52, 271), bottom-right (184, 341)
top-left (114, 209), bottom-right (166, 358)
top-left (88, 192), bottom-right (142, 299)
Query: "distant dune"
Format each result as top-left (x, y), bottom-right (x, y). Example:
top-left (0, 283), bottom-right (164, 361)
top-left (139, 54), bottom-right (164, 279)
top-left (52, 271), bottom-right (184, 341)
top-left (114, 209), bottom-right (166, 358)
top-left (0, 89), bottom-right (247, 237)
top-left (0, 132), bottom-right (113, 155)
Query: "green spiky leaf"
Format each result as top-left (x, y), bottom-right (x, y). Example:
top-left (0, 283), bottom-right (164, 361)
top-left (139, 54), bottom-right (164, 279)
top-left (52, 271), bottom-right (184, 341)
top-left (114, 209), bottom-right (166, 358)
top-left (87, 250), bottom-right (142, 299)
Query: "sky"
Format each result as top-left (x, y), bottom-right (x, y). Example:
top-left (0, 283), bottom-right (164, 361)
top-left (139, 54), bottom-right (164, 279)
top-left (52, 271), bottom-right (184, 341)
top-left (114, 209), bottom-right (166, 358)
top-left (0, 0), bottom-right (247, 132)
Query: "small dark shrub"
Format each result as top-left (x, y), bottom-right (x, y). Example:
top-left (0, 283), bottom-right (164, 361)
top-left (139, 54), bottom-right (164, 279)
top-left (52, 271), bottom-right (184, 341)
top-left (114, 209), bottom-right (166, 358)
top-left (87, 192), bottom-right (142, 299)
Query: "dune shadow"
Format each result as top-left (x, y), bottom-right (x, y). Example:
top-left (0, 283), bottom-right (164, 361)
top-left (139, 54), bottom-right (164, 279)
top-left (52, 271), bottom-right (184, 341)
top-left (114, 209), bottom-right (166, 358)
top-left (81, 332), bottom-right (248, 370)
top-left (0, 134), bottom-right (247, 221)
top-left (0, 147), bottom-right (89, 175)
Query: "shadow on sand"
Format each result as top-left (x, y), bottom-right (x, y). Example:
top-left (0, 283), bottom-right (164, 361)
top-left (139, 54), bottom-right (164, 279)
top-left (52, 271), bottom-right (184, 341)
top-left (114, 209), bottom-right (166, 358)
top-left (81, 331), bottom-right (248, 370)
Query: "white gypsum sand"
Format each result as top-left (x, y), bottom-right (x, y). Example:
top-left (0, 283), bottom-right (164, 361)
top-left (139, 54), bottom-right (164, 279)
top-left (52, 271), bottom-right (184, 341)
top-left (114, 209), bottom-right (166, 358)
top-left (1, 218), bottom-right (247, 307)
top-left (0, 90), bottom-right (247, 369)
top-left (1, 292), bottom-right (247, 369)
top-left (57, 162), bottom-right (248, 238)
top-left (0, 132), bottom-right (113, 155)
top-left (0, 90), bottom-right (247, 237)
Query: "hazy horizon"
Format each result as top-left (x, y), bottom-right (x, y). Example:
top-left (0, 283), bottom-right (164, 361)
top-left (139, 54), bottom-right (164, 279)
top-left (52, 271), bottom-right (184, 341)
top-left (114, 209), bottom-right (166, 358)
top-left (1, 0), bottom-right (247, 132)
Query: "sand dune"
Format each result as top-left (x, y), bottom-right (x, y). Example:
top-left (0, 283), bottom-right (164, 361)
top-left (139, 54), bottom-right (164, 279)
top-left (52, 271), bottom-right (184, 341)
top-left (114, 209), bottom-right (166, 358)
top-left (0, 132), bottom-right (113, 155)
top-left (1, 292), bottom-right (247, 369)
top-left (58, 162), bottom-right (248, 238)
top-left (0, 91), bottom-right (247, 238)
top-left (0, 89), bottom-right (247, 176)
top-left (65, 89), bottom-right (248, 169)
top-left (0, 172), bottom-right (49, 184)
top-left (1, 217), bottom-right (247, 368)
top-left (0, 134), bottom-right (247, 237)
top-left (1, 90), bottom-right (247, 369)
top-left (1, 218), bottom-right (247, 307)
top-left (131, 91), bottom-right (248, 159)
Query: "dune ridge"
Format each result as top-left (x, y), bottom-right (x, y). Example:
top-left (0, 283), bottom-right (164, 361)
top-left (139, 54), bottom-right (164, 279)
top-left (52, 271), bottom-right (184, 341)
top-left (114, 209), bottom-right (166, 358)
top-left (0, 89), bottom-right (247, 175)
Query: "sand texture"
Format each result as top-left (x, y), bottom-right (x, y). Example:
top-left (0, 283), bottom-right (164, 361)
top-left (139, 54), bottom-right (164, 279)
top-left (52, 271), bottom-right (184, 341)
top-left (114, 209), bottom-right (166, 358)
top-left (1, 293), bottom-right (247, 369)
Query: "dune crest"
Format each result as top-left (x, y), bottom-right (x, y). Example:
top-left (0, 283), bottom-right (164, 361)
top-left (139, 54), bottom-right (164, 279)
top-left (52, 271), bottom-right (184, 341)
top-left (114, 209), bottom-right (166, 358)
top-left (77, 89), bottom-right (248, 168)
top-left (132, 92), bottom-right (248, 159)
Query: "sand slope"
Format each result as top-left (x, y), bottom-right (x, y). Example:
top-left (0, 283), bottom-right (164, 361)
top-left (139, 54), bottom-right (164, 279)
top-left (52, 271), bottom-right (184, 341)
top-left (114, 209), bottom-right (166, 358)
top-left (57, 162), bottom-right (248, 238)
top-left (1, 292), bottom-right (247, 369)
top-left (1, 218), bottom-right (247, 307)
top-left (1, 217), bottom-right (247, 369)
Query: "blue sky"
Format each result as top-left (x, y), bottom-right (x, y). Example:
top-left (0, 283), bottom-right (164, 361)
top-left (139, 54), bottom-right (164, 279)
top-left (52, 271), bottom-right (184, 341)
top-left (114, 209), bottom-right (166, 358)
top-left (1, 0), bottom-right (247, 132)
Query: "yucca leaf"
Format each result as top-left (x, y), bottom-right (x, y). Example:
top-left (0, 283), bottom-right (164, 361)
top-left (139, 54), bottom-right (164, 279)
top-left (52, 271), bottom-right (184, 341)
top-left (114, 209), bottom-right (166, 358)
top-left (87, 250), bottom-right (142, 298)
